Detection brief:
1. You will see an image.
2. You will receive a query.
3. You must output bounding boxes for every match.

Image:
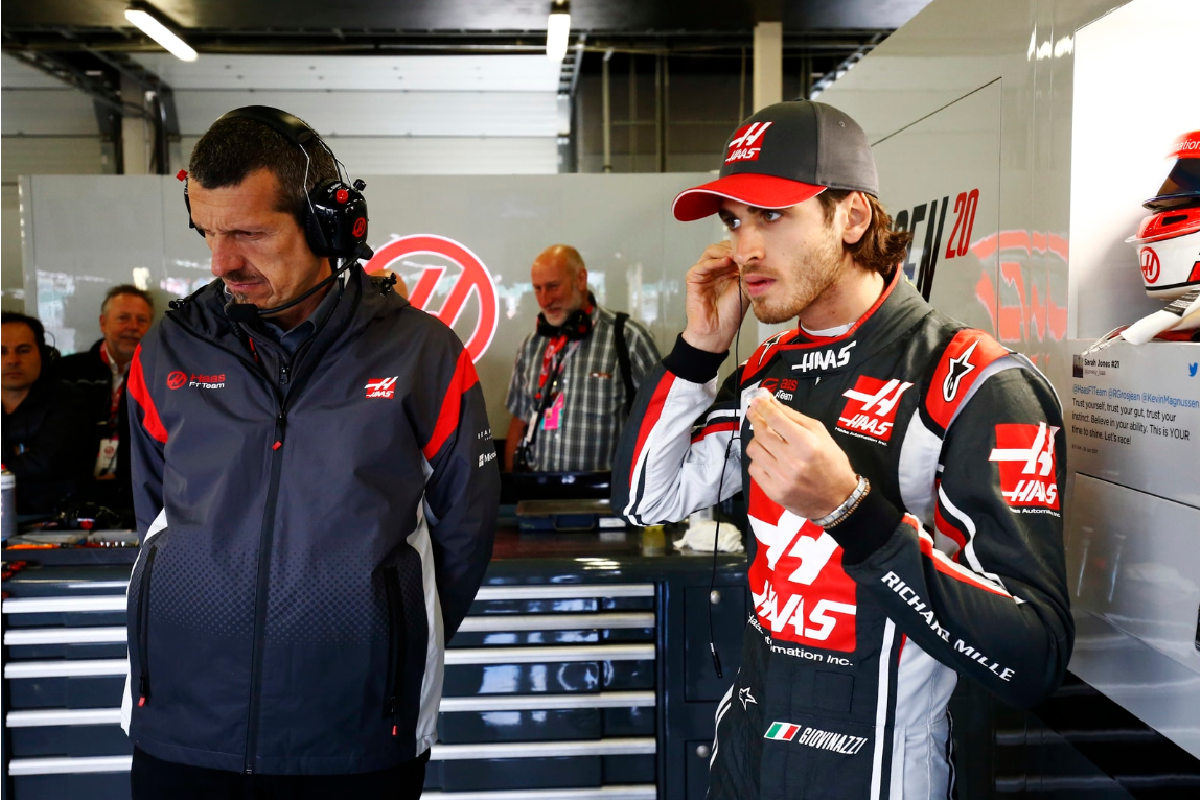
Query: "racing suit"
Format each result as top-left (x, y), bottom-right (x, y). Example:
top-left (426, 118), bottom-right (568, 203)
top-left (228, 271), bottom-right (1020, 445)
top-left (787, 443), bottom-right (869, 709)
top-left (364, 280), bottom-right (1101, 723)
top-left (612, 273), bottom-right (1073, 799)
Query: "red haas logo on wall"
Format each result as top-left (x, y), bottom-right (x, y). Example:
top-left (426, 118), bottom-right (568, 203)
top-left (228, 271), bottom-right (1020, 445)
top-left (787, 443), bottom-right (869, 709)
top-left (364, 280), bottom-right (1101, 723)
top-left (365, 234), bottom-right (499, 363)
top-left (989, 422), bottom-right (1060, 510)
top-left (726, 122), bottom-right (773, 164)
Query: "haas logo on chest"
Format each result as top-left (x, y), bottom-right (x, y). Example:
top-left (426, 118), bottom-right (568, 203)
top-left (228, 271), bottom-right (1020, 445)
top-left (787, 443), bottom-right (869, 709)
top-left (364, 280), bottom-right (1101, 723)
top-left (836, 376), bottom-right (913, 443)
top-left (747, 482), bottom-right (857, 652)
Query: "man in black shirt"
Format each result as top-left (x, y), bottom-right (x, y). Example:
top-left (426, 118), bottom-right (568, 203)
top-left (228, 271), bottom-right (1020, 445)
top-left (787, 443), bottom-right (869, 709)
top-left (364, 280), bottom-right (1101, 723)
top-left (2, 312), bottom-right (93, 514)
top-left (55, 285), bottom-right (154, 513)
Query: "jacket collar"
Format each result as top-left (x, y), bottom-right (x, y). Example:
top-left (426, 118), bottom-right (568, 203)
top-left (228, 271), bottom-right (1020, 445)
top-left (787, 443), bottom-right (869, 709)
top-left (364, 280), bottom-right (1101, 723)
top-left (741, 270), bottom-right (933, 384)
top-left (165, 265), bottom-right (407, 359)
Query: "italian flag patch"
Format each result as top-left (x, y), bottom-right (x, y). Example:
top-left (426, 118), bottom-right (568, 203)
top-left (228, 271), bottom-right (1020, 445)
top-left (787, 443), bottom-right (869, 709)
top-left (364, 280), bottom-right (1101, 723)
top-left (764, 722), bottom-right (801, 741)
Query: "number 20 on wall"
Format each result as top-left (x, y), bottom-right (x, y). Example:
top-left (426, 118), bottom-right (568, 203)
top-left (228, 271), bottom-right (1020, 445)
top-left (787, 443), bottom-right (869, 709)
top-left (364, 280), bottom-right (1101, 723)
top-left (944, 188), bottom-right (979, 260)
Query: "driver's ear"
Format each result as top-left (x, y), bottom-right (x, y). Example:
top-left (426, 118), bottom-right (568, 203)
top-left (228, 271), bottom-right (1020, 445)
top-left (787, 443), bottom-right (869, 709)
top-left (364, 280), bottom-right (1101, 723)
top-left (842, 192), bottom-right (872, 245)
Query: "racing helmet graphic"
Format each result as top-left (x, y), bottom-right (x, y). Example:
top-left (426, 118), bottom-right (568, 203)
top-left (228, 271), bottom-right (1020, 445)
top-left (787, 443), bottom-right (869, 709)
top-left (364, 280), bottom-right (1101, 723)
top-left (1126, 205), bottom-right (1200, 299)
top-left (1144, 130), bottom-right (1200, 211)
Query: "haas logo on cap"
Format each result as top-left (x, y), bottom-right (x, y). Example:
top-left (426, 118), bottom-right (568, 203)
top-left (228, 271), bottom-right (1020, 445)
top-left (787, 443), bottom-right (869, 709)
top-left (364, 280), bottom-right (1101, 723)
top-left (726, 122), bottom-right (773, 164)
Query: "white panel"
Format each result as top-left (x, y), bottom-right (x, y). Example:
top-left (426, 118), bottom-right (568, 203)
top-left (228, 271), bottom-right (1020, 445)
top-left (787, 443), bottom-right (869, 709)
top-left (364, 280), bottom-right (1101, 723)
top-left (8, 756), bottom-right (131, 776)
top-left (1, 90), bottom-right (99, 136)
top-left (0, 54), bottom-right (69, 89)
top-left (173, 90), bottom-right (559, 137)
top-left (2, 594), bottom-right (128, 615)
top-left (1067, 474), bottom-right (1200, 756)
top-left (4, 626), bottom-right (126, 646)
top-left (423, 788), bottom-right (656, 800)
top-left (7, 709), bottom-right (124, 728)
top-left (868, 82), bottom-right (1002, 339)
top-left (431, 738), bottom-right (656, 761)
top-left (1068, 0), bottom-right (1200, 339)
top-left (131, 54), bottom-right (561, 93)
top-left (2, 186), bottom-right (24, 310)
top-left (5, 659), bottom-right (126, 679)
top-left (439, 691), bottom-right (655, 712)
top-left (474, 585), bottom-right (655, 600)
top-left (0, 137), bottom-right (104, 183)
top-left (176, 135), bottom-right (558, 176)
top-left (444, 644), bottom-right (654, 665)
top-left (456, 612), bottom-right (653, 632)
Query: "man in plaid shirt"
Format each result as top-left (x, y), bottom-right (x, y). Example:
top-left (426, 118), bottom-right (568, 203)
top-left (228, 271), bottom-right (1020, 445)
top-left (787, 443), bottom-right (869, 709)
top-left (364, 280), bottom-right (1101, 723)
top-left (505, 245), bottom-right (660, 472)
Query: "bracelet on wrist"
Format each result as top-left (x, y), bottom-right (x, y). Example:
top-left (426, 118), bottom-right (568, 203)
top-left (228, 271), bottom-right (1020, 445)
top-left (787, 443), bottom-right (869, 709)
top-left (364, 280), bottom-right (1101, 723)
top-left (811, 475), bottom-right (870, 529)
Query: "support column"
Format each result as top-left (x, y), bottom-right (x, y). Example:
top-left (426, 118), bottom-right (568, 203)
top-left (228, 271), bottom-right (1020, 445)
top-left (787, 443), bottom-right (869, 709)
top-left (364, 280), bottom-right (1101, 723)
top-left (120, 75), bottom-right (150, 174)
top-left (752, 21), bottom-right (783, 112)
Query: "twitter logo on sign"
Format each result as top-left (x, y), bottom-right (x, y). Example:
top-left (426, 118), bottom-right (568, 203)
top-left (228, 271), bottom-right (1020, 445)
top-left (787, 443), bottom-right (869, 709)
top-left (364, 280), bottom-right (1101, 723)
top-left (1189, 362), bottom-right (1198, 377)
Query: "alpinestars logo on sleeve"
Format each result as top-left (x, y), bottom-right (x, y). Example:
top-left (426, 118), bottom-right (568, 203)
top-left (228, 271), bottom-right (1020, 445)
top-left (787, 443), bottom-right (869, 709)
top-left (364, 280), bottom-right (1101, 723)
top-left (836, 376), bottom-right (914, 443)
top-left (726, 122), bottom-right (773, 163)
top-left (942, 340), bottom-right (978, 401)
top-left (989, 422), bottom-right (1060, 509)
top-left (365, 377), bottom-right (398, 399)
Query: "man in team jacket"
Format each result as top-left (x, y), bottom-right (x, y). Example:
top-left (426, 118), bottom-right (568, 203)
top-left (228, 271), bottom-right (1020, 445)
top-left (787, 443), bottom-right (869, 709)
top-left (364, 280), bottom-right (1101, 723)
top-left (612, 100), bottom-right (1072, 799)
top-left (124, 108), bottom-right (499, 798)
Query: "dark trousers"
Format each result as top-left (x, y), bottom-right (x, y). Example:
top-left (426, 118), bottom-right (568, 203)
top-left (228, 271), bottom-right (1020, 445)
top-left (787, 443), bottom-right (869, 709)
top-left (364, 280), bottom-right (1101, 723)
top-left (131, 747), bottom-right (430, 800)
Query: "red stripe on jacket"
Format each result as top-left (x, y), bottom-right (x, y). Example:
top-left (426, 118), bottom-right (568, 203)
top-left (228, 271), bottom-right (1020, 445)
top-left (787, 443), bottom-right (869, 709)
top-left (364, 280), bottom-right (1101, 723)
top-left (126, 346), bottom-right (168, 444)
top-left (422, 348), bottom-right (480, 461)
top-left (629, 372), bottom-right (676, 487)
top-left (691, 420), bottom-right (740, 444)
top-left (909, 516), bottom-right (1010, 598)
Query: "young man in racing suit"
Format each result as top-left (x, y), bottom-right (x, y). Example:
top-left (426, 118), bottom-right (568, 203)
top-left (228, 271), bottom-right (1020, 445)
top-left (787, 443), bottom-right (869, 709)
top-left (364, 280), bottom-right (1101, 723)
top-left (612, 100), bottom-right (1073, 799)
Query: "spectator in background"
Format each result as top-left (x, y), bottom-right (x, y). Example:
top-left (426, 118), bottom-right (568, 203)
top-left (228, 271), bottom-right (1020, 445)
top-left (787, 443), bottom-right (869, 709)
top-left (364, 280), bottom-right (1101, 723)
top-left (2, 312), bottom-right (94, 514)
top-left (55, 284), bottom-right (154, 514)
top-left (504, 244), bottom-right (660, 472)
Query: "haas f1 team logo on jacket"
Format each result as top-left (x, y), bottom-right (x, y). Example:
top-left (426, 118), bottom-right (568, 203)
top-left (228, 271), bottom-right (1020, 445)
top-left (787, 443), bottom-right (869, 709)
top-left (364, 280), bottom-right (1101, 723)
top-left (836, 376), bottom-right (913, 443)
top-left (989, 422), bottom-right (1060, 510)
top-left (365, 377), bottom-right (398, 399)
top-left (747, 482), bottom-right (857, 653)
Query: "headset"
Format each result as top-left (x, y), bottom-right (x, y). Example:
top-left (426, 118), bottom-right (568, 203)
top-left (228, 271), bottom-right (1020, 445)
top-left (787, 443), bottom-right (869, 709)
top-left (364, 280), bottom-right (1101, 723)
top-left (178, 106), bottom-right (374, 322)
top-left (535, 307), bottom-right (594, 340)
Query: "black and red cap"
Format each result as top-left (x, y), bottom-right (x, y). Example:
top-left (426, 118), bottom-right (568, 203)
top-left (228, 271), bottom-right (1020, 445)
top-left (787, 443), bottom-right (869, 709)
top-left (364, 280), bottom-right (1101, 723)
top-left (672, 100), bottom-right (879, 221)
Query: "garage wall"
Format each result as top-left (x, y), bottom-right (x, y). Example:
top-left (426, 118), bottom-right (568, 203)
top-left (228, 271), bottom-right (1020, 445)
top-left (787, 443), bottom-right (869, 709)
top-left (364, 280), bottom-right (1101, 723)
top-left (1, 55), bottom-right (111, 312)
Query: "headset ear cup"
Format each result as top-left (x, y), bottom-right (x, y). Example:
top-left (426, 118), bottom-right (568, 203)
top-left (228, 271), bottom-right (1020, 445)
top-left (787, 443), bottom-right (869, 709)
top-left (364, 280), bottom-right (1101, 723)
top-left (303, 207), bottom-right (334, 257)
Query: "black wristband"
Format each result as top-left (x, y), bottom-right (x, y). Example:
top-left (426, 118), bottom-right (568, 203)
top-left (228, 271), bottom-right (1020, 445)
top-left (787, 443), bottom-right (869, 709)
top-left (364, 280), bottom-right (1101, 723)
top-left (823, 487), bottom-right (903, 566)
top-left (662, 334), bottom-right (728, 384)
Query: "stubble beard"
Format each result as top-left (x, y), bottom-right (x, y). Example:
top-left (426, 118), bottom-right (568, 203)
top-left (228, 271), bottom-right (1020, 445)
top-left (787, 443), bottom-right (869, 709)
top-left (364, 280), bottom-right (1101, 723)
top-left (747, 231), bottom-right (844, 325)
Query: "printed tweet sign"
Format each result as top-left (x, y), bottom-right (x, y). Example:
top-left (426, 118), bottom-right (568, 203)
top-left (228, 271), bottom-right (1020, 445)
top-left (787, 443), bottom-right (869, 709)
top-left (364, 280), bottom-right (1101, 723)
top-left (1065, 339), bottom-right (1200, 508)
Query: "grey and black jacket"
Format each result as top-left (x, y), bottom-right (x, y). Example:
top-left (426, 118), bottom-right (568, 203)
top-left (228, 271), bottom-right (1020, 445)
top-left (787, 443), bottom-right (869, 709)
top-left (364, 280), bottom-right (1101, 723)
top-left (121, 266), bottom-right (500, 775)
top-left (613, 273), bottom-right (1073, 799)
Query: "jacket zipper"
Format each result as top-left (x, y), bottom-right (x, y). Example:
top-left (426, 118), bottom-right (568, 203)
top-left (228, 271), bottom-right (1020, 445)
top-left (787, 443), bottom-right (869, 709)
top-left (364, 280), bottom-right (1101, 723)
top-left (165, 310), bottom-right (331, 774)
top-left (242, 408), bottom-right (285, 775)
top-left (383, 568), bottom-right (403, 736)
top-left (136, 543), bottom-right (158, 707)
top-left (241, 343), bottom-right (323, 773)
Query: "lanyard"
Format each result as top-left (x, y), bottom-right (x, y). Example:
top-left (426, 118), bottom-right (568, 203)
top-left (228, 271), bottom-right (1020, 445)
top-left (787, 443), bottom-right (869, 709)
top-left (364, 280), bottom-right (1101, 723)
top-left (98, 342), bottom-right (126, 437)
top-left (525, 337), bottom-right (580, 448)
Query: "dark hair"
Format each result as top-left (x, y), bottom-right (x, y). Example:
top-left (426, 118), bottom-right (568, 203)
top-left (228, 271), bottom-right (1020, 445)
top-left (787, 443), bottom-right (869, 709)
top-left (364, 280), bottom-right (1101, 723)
top-left (187, 116), bottom-right (338, 229)
top-left (102, 284), bottom-right (154, 314)
top-left (817, 190), bottom-right (913, 281)
top-left (1, 311), bottom-right (50, 361)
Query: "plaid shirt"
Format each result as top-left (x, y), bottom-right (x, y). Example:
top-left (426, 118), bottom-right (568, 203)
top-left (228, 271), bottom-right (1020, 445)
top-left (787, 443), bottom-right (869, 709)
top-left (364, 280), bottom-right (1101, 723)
top-left (506, 305), bottom-right (660, 472)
